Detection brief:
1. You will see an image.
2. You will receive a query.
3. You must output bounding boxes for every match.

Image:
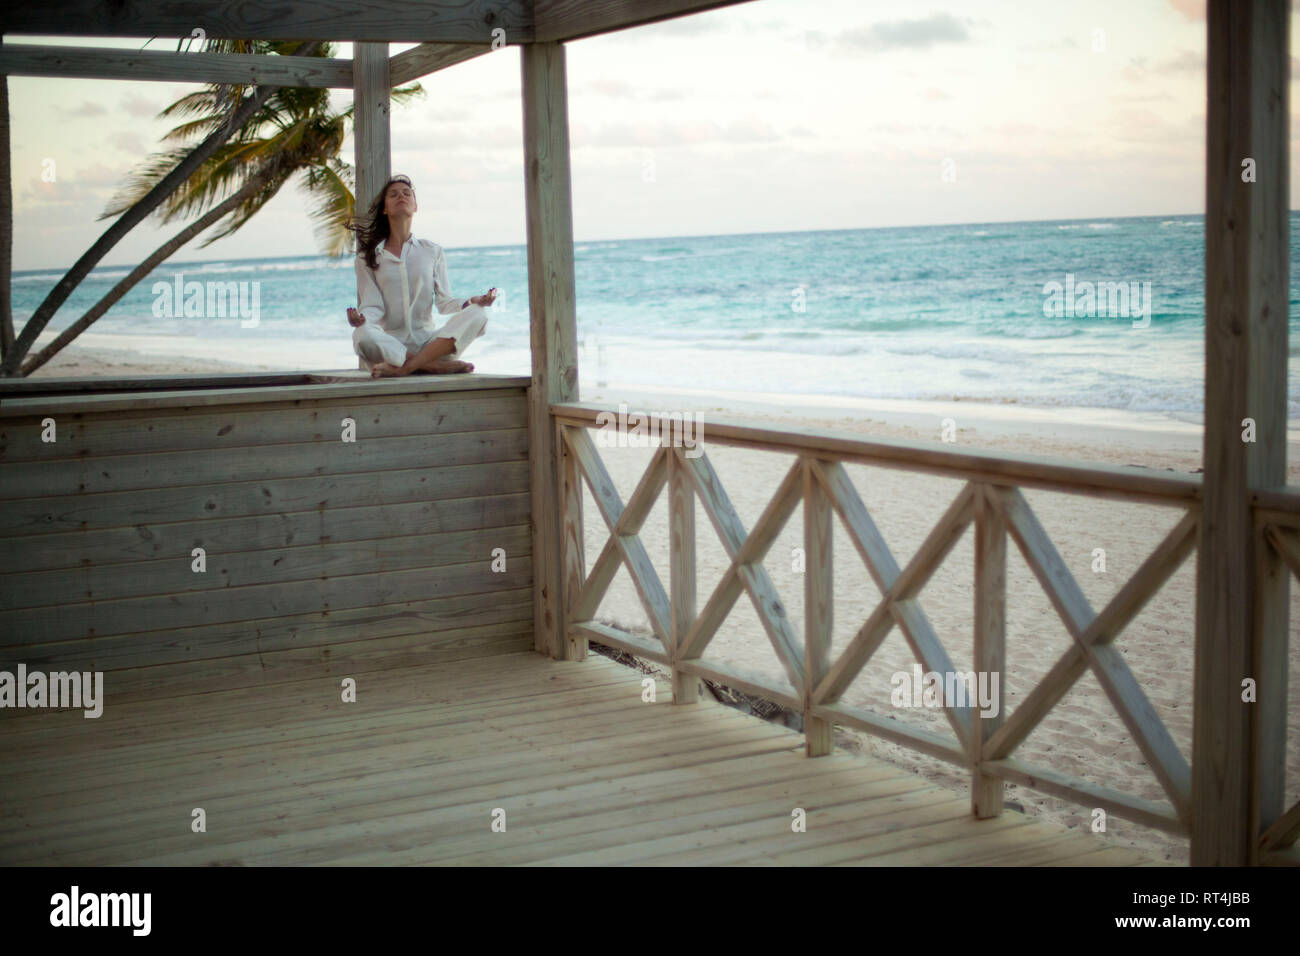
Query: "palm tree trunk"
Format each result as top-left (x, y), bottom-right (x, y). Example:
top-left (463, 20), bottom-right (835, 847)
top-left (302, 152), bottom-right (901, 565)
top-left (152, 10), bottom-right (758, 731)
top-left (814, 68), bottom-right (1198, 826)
top-left (0, 40), bottom-right (322, 377)
top-left (19, 174), bottom-right (270, 376)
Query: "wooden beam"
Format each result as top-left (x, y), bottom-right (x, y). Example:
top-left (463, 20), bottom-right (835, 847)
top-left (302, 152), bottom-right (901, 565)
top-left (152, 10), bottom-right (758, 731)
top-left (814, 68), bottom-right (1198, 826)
top-left (553, 403), bottom-right (1201, 507)
top-left (522, 41), bottom-right (578, 658)
top-left (0, 2), bottom-right (533, 43)
top-left (389, 43), bottom-right (493, 86)
top-left (352, 43), bottom-right (391, 235)
top-left (1197, 0), bottom-right (1290, 866)
top-left (0, 43), bottom-right (354, 86)
top-left (971, 484), bottom-right (1006, 818)
top-left (534, 0), bottom-right (759, 43)
top-left (570, 621), bottom-right (670, 667)
top-left (558, 421), bottom-right (586, 660)
top-left (0, 39), bottom-right (12, 361)
top-left (984, 758), bottom-right (1187, 836)
top-left (668, 450), bottom-right (699, 705)
top-left (802, 459), bottom-right (833, 756)
top-left (1260, 796), bottom-right (1300, 851)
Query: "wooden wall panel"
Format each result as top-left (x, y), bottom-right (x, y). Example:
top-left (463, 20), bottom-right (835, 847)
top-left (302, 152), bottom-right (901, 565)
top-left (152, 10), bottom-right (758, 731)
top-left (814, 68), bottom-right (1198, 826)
top-left (0, 384), bottom-right (534, 682)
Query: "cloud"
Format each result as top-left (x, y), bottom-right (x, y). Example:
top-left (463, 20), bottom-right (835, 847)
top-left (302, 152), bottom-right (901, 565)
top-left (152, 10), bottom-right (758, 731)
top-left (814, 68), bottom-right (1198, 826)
top-left (399, 124), bottom-right (517, 150)
top-left (586, 77), bottom-right (638, 98)
top-left (623, 13), bottom-right (784, 40)
top-left (61, 101), bottom-right (107, 118)
top-left (581, 79), bottom-right (707, 102)
top-left (1155, 50), bottom-right (1205, 72)
top-left (628, 14), bottom-right (729, 38)
top-left (18, 163), bottom-right (125, 208)
top-left (1128, 48), bottom-right (1206, 84)
top-left (1168, 0), bottom-right (1205, 22)
top-left (109, 131), bottom-right (149, 155)
top-left (834, 13), bottom-right (973, 54)
top-left (120, 94), bottom-right (164, 118)
top-left (1124, 50), bottom-right (1204, 80)
top-left (1018, 36), bottom-right (1079, 53)
top-left (573, 116), bottom-right (781, 148)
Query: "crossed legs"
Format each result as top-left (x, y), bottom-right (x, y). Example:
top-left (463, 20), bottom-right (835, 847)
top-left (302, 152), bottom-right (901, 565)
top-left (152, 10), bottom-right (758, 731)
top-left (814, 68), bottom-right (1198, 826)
top-left (370, 336), bottom-right (472, 377)
top-left (353, 304), bottom-right (489, 378)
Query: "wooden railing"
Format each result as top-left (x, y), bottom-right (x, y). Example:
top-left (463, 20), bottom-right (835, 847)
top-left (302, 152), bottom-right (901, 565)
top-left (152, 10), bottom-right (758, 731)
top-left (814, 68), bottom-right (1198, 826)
top-left (551, 401), bottom-right (1299, 858)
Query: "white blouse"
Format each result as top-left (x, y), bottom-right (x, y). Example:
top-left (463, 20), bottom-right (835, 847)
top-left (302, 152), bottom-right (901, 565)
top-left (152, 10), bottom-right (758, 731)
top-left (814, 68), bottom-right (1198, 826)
top-left (355, 236), bottom-right (470, 341)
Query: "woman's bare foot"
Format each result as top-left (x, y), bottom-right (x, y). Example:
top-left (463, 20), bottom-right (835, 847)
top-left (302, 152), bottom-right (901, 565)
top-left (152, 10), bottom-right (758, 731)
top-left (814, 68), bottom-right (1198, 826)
top-left (427, 358), bottom-right (474, 374)
top-left (370, 361), bottom-right (407, 378)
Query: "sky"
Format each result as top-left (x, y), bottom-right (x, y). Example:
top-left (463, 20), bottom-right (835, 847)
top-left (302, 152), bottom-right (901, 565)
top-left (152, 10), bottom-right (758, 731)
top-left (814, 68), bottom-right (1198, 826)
top-left (4, 0), bottom-right (1288, 270)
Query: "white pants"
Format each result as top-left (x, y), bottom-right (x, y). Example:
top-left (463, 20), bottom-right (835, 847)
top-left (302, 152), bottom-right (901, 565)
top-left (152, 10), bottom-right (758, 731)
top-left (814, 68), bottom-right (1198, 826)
top-left (353, 305), bottom-right (489, 369)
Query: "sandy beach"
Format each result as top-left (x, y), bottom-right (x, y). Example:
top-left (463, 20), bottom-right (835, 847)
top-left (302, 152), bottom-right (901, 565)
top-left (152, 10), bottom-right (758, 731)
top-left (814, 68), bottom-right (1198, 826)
top-left (27, 344), bottom-right (1300, 866)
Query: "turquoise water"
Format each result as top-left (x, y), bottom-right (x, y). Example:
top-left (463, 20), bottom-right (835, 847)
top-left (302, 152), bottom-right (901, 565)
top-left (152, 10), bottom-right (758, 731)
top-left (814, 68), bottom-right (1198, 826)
top-left (13, 212), bottom-right (1300, 416)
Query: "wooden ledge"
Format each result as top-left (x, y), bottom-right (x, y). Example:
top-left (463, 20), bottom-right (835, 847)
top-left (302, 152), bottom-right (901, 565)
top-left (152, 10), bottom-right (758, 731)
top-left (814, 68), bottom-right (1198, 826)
top-left (0, 371), bottom-right (531, 416)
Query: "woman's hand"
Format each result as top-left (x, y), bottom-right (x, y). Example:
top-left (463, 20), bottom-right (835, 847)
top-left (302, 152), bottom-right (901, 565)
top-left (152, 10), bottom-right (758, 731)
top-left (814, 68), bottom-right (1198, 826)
top-left (470, 288), bottom-right (498, 307)
top-left (347, 307), bottom-right (365, 328)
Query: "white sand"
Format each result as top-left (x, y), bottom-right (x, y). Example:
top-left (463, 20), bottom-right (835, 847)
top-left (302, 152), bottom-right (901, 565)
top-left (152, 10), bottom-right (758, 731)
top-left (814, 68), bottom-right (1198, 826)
top-left (27, 342), bottom-right (273, 378)
top-left (28, 346), bottom-right (1300, 865)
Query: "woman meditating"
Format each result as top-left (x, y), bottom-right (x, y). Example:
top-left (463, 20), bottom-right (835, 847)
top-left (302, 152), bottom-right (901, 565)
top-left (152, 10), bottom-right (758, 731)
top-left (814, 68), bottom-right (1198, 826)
top-left (347, 174), bottom-right (497, 377)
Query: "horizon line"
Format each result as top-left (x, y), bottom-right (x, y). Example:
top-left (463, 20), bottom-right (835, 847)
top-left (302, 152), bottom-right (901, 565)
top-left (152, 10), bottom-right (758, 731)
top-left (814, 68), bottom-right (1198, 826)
top-left (14, 208), bottom-right (1258, 275)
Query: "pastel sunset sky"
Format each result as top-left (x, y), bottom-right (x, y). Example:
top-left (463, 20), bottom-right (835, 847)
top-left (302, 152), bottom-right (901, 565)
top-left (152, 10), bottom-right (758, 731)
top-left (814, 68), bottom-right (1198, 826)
top-left (7, 0), bottom-right (1291, 270)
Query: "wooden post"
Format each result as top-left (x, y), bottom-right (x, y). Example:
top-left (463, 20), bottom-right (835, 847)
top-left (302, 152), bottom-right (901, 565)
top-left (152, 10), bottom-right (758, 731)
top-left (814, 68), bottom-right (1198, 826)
top-left (972, 485), bottom-right (1006, 817)
top-left (670, 449), bottom-right (699, 703)
top-left (558, 420), bottom-right (586, 660)
top-left (803, 458), bottom-right (832, 755)
top-left (352, 43), bottom-right (390, 236)
top-left (522, 42), bottom-right (579, 659)
top-left (1197, 0), bottom-right (1290, 865)
top-left (0, 39), bottom-right (13, 360)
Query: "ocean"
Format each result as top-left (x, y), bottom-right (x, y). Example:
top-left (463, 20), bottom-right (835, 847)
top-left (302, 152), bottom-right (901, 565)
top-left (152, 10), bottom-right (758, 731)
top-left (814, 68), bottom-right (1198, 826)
top-left (13, 212), bottom-right (1300, 420)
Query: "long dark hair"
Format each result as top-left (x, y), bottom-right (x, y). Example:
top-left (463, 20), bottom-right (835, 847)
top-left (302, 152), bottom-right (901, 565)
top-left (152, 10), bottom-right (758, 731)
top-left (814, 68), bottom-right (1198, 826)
top-left (348, 175), bottom-right (414, 270)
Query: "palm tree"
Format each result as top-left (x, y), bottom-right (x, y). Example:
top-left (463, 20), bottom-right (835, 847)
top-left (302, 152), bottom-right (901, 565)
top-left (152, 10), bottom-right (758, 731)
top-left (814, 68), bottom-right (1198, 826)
top-left (0, 39), bottom-right (325, 376)
top-left (9, 39), bottom-right (422, 376)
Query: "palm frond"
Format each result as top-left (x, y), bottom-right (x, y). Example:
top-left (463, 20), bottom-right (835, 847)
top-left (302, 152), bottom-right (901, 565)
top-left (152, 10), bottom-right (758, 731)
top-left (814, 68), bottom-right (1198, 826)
top-left (98, 146), bottom-right (196, 219)
top-left (155, 142), bottom-right (278, 221)
top-left (302, 158), bottom-right (356, 257)
top-left (104, 37), bottom-right (349, 247)
top-left (197, 168), bottom-right (295, 246)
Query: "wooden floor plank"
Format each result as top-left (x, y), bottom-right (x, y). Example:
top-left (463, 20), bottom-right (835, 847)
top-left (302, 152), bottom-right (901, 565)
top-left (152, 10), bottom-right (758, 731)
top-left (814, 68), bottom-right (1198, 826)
top-left (652, 793), bottom-right (975, 866)
top-left (4, 677), bottom-right (713, 774)
top-left (0, 649), bottom-right (1165, 866)
top-left (3, 725), bottom-right (800, 864)
top-left (420, 768), bottom-right (922, 867)
top-left (328, 755), bottom-right (886, 866)
top-left (0, 651), bottom-right (625, 741)
top-left (2, 702), bottom-right (783, 826)
top-left (520, 780), bottom-right (958, 867)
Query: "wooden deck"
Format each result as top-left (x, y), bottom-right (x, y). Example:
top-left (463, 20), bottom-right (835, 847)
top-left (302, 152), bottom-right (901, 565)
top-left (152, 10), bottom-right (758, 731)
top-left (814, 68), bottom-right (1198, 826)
top-left (0, 651), bottom-right (1159, 866)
